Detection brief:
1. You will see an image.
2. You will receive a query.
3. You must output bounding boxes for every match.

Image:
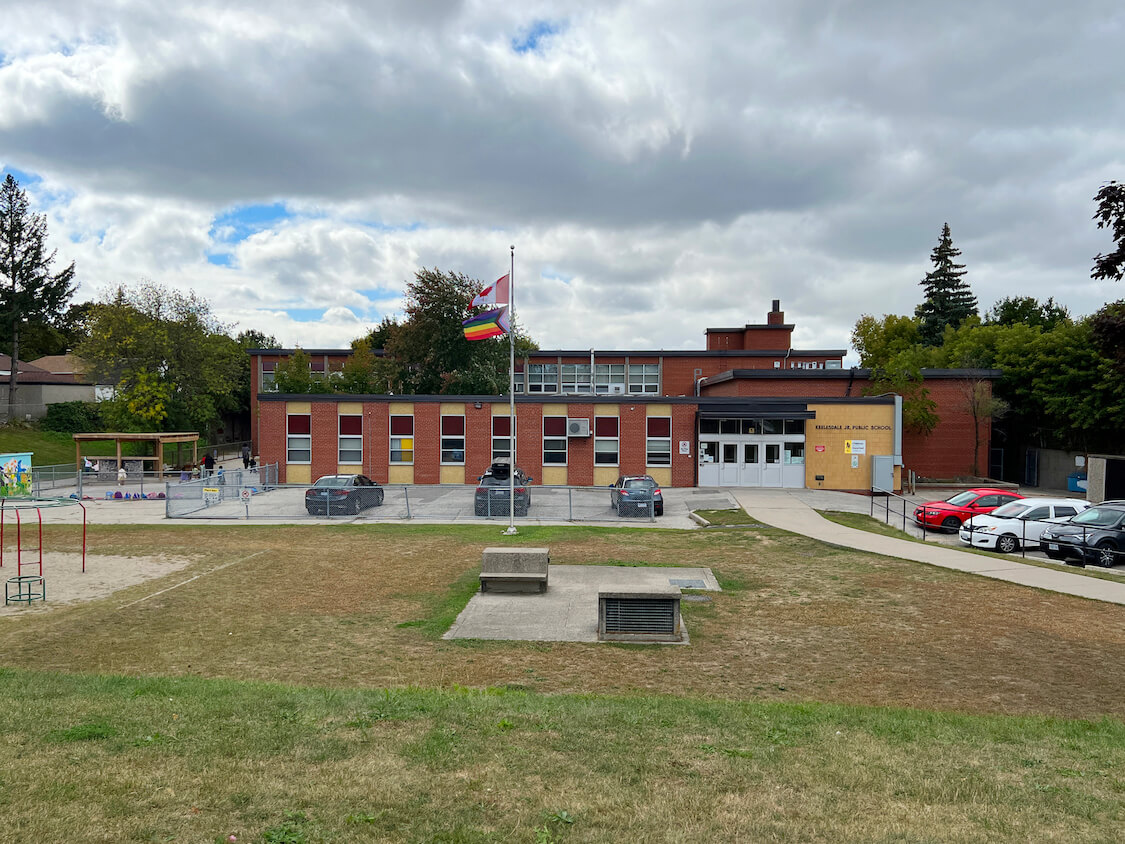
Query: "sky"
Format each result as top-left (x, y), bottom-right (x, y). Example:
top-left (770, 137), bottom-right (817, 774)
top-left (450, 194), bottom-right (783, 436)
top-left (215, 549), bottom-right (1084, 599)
top-left (1, 0), bottom-right (1123, 361)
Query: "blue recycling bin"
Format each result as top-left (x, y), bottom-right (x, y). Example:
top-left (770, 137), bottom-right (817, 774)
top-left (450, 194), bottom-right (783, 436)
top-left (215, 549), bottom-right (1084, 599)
top-left (1067, 472), bottom-right (1087, 493)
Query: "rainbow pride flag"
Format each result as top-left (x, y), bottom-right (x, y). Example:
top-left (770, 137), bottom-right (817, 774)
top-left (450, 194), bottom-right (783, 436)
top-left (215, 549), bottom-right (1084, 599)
top-left (462, 307), bottom-right (510, 340)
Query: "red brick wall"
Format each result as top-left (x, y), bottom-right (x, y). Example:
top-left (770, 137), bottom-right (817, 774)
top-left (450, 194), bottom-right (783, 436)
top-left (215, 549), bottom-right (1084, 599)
top-left (310, 403), bottom-right (337, 480)
top-left (566, 403), bottom-right (596, 485)
top-left (515, 403), bottom-right (544, 484)
top-left (259, 401), bottom-right (286, 482)
top-left (618, 404), bottom-right (646, 477)
top-left (466, 404), bottom-right (494, 481)
top-left (902, 380), bottom-right (992, 479)
top-left (671, 404), bottom-right (697, 487)
top-left (366, 404), bottom-right (389, 483)
top-left (413, 403), bottom-right (441, 484)
top-left (742, 327), bottom-right (792, 350)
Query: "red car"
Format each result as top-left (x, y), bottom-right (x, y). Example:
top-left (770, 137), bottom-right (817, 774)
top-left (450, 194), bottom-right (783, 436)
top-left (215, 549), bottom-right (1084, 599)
top-left (912, 488), bottom-right (1024, 531)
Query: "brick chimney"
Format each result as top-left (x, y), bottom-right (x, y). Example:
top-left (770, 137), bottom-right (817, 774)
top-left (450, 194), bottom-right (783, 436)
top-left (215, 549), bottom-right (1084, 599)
top-left (766, 299), bottom-right (785, 325)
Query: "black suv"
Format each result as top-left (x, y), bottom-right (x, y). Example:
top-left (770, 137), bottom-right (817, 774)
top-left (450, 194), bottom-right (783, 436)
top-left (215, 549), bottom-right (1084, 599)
top-left (474, 460), bottom-right (533, 517)
top-left (1040, 502), bottom-right (1125, 568)
top-left (610, 475), bottom-right (664, 517)
top-left (304, 474), bottom-right (385, 515)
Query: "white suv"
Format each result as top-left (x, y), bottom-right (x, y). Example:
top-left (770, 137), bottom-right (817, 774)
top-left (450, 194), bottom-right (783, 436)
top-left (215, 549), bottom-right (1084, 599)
top-left (958, 498), bottom-right (1089, 554)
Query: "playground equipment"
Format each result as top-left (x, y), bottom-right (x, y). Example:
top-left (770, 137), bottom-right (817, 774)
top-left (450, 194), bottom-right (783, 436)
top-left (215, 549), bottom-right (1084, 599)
top-left (1, 497), bottom-right (87, 606)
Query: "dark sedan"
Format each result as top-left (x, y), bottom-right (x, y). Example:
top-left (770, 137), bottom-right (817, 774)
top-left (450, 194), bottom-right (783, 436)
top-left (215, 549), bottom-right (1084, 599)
top-left (610, 475), bottom-right (664, 517)
top-left (1040, 502), bottom-right (1125, 568)
top-left (474, 461), bottom-right (532, 517)
top-left (304, 474), bottom-right (384, 515)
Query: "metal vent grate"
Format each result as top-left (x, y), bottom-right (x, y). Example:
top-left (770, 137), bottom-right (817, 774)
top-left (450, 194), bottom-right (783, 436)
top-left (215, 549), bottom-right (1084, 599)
top-left (603, 598), bottom-right (677, 635)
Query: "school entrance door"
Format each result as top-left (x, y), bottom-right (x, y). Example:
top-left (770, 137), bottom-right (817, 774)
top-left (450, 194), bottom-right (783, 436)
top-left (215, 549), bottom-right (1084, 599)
top-left (697, 417), bottom-right (807, 489)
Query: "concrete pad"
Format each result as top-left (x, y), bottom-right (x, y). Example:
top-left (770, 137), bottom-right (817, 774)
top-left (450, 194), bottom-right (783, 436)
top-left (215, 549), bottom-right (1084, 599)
top-left (444, 565), bottom-right (720, 643)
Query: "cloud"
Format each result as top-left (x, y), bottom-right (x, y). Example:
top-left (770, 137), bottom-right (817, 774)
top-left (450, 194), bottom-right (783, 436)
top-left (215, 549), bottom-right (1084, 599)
top-left (1, 0), bottom-right (1122, 357)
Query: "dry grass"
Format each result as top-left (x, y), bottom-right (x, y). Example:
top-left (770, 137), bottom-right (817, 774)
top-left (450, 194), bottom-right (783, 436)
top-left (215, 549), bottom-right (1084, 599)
top-left (3, 522), bottom-right (1125, 719)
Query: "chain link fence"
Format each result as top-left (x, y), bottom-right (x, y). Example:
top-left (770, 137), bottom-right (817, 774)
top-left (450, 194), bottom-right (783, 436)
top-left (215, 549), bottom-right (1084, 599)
top-left (165, 478), bottom-right (661, 523)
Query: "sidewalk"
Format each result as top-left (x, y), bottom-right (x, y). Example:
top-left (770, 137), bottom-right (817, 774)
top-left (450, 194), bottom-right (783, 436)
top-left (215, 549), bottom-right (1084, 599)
top-left (732, 489), bottom-right (1125, 606)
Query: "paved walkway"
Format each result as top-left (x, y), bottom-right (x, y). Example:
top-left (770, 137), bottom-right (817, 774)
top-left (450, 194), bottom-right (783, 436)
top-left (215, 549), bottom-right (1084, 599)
top-left (732, 489), bottom-right (1125, 606)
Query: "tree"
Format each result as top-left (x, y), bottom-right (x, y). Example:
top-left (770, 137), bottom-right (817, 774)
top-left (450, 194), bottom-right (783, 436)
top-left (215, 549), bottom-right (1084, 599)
top-left (1089, 299), bottom-right (1125, 370)
top-left (864, 367), bottom-right (939, 435)
top-left (77, 284), bottom-right (242, 434)
top-left (380, 267), bottom-right (536, 395)
top-left (1092, 181), bottom-right (1125, 282)
top-left (915, 223), bottom-right (976, 346)
top-left (984, 296), bottom-right (1069, 331)
top-left (273, 348), bottom-right (331, 394)
top-left (957, 377), bottom-right (1009, 477)
top-left (0, 174), bottom-right (77, 420)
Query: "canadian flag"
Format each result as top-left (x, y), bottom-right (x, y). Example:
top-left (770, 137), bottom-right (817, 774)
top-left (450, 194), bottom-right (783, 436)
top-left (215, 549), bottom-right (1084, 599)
top-left (471, 274), bottom-right (510, 307)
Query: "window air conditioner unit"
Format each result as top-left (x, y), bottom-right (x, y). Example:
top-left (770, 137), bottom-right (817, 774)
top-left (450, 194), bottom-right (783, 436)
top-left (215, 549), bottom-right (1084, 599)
top-left (608, 383), bottom-right (626, 395)
top-left (567, 418), bottom-right (591, 437)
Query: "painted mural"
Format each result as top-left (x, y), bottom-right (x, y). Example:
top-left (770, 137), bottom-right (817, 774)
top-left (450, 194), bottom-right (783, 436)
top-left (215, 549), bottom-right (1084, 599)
top-left (0, 452), bottom-right (34, 497)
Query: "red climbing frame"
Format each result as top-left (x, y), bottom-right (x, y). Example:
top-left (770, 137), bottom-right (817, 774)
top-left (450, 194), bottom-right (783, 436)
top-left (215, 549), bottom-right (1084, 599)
top-left (0, 498), bottom-right (87, 575)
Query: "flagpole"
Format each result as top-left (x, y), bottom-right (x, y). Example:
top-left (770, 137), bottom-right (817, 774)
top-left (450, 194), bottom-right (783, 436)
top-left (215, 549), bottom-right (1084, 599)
top-left (504, 244), bottom-right (518, 535)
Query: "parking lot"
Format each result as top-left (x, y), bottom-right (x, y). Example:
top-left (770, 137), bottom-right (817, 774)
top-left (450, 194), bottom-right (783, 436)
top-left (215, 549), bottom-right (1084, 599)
top-left (167, 481), bottom-right (740, 529)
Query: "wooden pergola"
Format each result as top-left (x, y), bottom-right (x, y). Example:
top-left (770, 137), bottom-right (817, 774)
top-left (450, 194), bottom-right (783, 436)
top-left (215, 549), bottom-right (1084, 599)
top-left (73, 432), bottom-right (199, 480)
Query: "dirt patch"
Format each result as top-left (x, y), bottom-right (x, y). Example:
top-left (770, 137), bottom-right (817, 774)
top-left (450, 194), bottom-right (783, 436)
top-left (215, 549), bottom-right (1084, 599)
top-left (0, 553), bottom-right (194, 617)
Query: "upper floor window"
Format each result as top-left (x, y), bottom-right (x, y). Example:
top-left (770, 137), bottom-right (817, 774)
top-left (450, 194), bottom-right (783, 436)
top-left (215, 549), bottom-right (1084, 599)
top-left (492, 416), bottom-right (511, 460)
top-left (646, 416), bottom-right (672, 466)
top-left (561, 363), bottom-right (592, 393)
top-left (595, 364), bottom-right (625, 395)
top-left (628, 363), bottom-right (660, 394)
top-left (594, 416), bottom-right (619, 465)
top-left (261, 361), bottom-right (277, 392)
top-left (441, 415), bottom-right (465, 464)
top-left (527, 363), bottom-right (559, 393)
top-left (287, 414), bottom-right (311, 463)
top-left (543, 416), bottom-right (567, 464)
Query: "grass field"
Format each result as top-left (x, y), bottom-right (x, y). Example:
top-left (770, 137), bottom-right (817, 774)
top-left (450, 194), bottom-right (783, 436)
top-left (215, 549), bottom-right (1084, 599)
top-left (0, 425), bottom-right (139, 465)
top-left (2, 522), bottom-right (1124, 841)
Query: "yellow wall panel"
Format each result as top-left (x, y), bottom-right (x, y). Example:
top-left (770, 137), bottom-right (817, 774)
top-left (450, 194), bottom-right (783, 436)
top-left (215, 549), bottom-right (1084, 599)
top-left (804, 404), bottom-right (896, 491)
top-left (595, 405), bottom-right (619, 416)
top-left (646, 404), bottom-right (672, 416)
top-left (647, 467), bottom-right (672, 487)
top-left (594, 467), bottom-right (619, 486)
top-left (388, 402), bottom-right (414, 415)
top-left (492, 404), bottom-right (511, 416)
top-left (541, 466), bottom-right (567, 486)
top-left (286, 401), bottom-right (311, 414)
top-left (440, 466), bottom-right (465, 485)
top-left (542, 403), bottom-right (567, 415)
top-left (388, 465), bottom-right (414, 484)
top-left (337, 464), bottom-right (362, 474)
top-left (337, 402), bottom-right (362, 414)
top-left (440, 402), bottom-right (465, 414)
top-left (287, 465), bottom-right (311, 484)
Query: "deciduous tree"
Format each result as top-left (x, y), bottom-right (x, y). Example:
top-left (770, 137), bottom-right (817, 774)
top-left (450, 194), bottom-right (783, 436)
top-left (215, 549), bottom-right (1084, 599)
top-left (1092, 181), bottom-right (1125, 282)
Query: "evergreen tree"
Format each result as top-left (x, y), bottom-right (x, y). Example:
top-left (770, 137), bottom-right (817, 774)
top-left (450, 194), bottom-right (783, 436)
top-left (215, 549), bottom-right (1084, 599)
top-left (915, 223), bottom-right (976, 346)
top-left (0, 174), bottom-right (77, 420)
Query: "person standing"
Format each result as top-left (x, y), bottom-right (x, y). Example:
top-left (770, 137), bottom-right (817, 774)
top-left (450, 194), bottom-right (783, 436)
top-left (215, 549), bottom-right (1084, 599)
top-left (241, 443), bottom-right (251, 470)
top-left (203, 451), bottom-right (215, 477)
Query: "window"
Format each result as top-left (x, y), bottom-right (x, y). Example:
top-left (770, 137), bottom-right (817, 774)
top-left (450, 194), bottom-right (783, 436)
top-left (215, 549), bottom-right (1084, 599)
top-left (338, 415), bottom-right (362, 463)
top-left (492, 416), bottom-right (511, 460)
top-left (561, 363), bottom-right (592, 393)
top-left (1054, 506), bottom-right (1078, 518)
top-left (628, 363), bottom-right (660, 394)
top-left (784, 419), bottom-right (806, 435)
top-left (646, 416), bottom-right (671, 466)
top-left (761, 419), bottom-right (783, 434)
top-left (1024, 506), bottom-right (1050, 521)
top-left (441, 415), bottom-right (465, 464)
top-left (594, 364), bottom-right (625, 394)
top-left (765, 444), bottom-right (781, 464)
top-left (261, 361), bottom-right (277, 392)
top-left (527, 363), bottom-right (558, 393)
top-left (287, 414), bottom-right (311, 463)
top-left (720, 419), bottom-right (740, 435)
top-left (390, 415), bottom-right (413, 464)
top-left (309, 358), bottom-right (326, 381)
top-left (594, 416), bottom-right (619, 465)
top-left (699, 441), bottom-right (718, 463)
top-left (743, 443), bottom-right (759, 464)
top-left (699, 418), bottom-right (720, 435)
top-left (543, 416), bottom-right (567, 464)
top-left (741, 419), bottom-right (759, 435)
top-left (784, 442), bottom-right (804, 464)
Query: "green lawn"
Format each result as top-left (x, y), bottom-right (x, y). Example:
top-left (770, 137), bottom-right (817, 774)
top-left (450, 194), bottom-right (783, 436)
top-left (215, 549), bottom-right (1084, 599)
top-left (0, 425), bottom-right (120, 465)
top-left (2, 669), bottom-right (1123, 843)
top-left (3, 522), bottom-right (1125, 841)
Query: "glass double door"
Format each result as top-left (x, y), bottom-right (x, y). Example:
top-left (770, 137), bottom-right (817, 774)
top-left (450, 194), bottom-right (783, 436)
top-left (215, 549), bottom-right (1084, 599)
top-left (718, 440), bottom-right (783, 487)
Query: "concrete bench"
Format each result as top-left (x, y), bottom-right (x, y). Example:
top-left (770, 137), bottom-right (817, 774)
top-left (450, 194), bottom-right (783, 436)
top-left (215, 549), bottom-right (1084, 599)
top-left (480, 547), bottom-right (549, 593)
top-left (598, 585), bottom-right (682, 642)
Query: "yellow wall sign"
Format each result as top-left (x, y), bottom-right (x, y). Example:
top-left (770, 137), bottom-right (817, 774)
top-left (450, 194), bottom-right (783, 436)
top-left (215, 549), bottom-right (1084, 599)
top-left (844, 439), bottom-right (866, 455)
